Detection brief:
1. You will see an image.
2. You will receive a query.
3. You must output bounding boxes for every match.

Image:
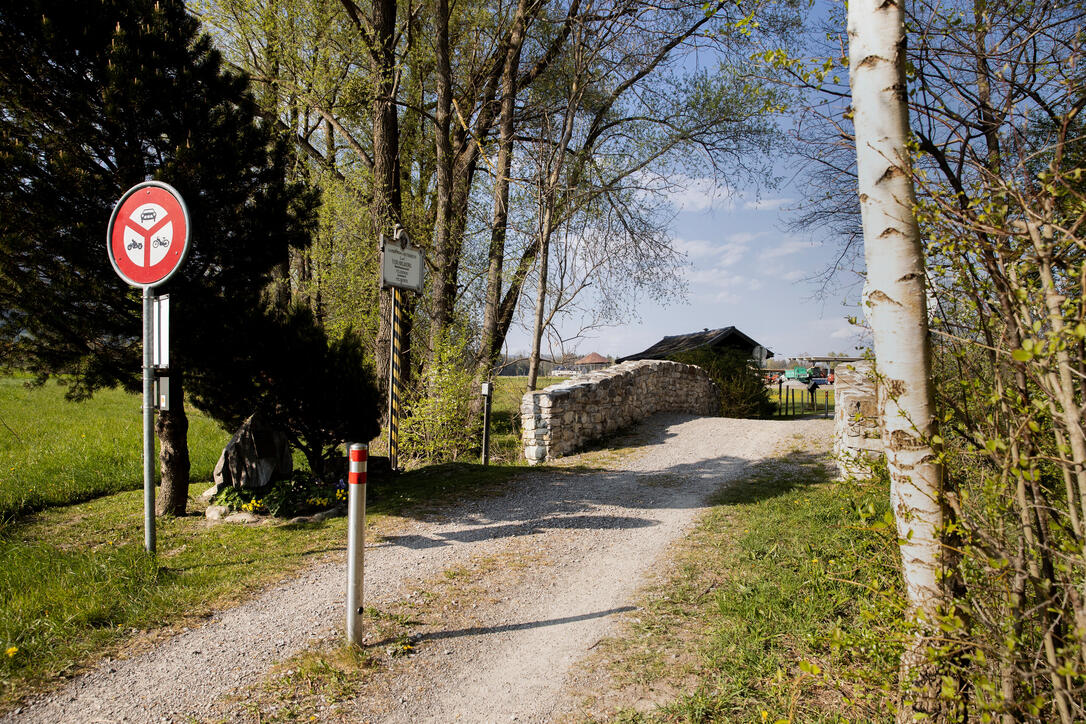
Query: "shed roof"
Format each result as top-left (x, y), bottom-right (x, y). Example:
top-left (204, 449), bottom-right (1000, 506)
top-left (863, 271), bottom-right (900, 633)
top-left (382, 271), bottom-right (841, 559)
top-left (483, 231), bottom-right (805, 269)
top-left (574, 352), bottom-right (609, 365)
top-left (617, 326), bottom-right (773, 362)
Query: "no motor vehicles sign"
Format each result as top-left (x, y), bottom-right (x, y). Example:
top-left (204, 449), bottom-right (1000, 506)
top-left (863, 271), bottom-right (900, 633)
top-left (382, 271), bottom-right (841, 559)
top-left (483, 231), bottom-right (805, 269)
top-left (107, 181), bottom-right (190, 287)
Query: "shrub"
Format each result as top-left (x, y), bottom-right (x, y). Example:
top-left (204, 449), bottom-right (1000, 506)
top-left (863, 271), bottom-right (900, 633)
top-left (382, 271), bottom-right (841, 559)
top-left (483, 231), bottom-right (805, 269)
top-left (191, 304), bottom-right (381, 478)
top-left (400, 333), bottom-right (479, 463)
top-left (667, 348), bottom-right (773, 418)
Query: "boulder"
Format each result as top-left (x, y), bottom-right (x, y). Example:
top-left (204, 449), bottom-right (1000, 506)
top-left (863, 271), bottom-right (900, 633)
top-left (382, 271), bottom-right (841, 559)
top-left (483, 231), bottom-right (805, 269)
top-left (210, 413), bottom-right (292, 493)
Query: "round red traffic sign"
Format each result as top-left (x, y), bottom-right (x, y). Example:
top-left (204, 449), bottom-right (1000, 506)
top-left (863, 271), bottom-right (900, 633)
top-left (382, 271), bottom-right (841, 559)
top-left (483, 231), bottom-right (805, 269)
top-left (107, 181), bottom-right (191, 287)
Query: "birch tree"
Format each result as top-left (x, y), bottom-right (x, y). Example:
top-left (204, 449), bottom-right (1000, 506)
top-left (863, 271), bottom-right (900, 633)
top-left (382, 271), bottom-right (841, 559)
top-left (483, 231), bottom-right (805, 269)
top-left (847, 0), bottom-right (952, 719)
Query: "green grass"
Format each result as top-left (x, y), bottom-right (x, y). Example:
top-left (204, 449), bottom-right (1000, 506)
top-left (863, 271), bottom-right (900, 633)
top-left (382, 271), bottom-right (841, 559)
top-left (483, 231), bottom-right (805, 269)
top-left (0, 459), bottom-right (525, 711)
top-left (592, 453), bottom-right (905, 723)
top-left (0, 377), bottom-right (229, 519)
top-left (768, 386), bottom-right (835, 419)
top-left (478, 376), bottom-right (564, 463)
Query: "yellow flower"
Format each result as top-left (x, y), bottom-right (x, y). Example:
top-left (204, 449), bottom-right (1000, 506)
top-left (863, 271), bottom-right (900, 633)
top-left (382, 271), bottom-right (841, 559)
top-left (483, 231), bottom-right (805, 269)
top-left (761, 712), bottom-right (769, 723)
top-left (5, 646), bottom-right (17, 658)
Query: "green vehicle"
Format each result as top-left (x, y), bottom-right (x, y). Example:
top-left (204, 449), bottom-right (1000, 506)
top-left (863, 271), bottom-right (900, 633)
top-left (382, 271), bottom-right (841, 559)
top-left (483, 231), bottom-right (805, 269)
top-left (784, 366), bottom-right (809, 381)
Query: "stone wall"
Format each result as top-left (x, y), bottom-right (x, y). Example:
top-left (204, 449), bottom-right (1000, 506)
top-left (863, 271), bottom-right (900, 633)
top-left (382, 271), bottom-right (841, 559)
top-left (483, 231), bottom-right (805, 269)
top-left (521, 360), bottom-right (721, 464)
top-left (833, 360), bottom-right (884, 476)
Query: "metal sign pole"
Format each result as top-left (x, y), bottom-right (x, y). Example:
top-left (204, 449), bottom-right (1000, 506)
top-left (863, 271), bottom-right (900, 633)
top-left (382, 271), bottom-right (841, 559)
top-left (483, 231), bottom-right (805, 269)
top-left (387, 288), bottom-right (402, 472)
top-left (107, 180), bottom-right (191, 557)
top-left (142, 286), bottom-right (156, 554)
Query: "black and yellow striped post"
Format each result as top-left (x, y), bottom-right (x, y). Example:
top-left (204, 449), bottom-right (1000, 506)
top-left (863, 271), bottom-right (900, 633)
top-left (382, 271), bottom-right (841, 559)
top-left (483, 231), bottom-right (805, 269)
top-left (387, 287), bottom-right (403, 471)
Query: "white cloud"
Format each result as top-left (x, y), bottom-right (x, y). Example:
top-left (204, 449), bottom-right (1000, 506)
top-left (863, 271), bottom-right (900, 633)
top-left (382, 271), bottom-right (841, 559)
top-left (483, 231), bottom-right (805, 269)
top-left (725, 231), bottom-right (765, 245)
top-left (658, 177), bottom-right (737, 213)
top-left (690, 270), bottom-right (764, 304)
top-left (743, 197), bottom-right (793, 211)
top-left (782, 270), bottom-right (806, 281)
top-left (673, 237), bottom-right (720, 258)
top-left (674, 232), bottom-right (760, 270)
top-left (712, 290), bottom-right (741, 304)
top-left (758, 237), bottom-right (818, 261)
top-left (831, 325), bottom-right (858, 340)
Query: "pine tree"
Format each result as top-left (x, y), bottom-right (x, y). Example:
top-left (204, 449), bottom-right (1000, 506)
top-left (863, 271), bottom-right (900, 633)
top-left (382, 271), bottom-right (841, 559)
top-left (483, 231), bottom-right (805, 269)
top-left (0, 0), bottom-right (322, 514)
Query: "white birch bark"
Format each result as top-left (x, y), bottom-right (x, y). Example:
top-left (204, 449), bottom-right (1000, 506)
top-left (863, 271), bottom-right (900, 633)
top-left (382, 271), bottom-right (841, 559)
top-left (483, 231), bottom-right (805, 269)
top-left (848, 0), bottom-right (947, 663)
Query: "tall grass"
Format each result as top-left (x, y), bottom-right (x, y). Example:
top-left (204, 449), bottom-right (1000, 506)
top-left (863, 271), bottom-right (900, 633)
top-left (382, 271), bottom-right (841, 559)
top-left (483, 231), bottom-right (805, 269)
top-left (0, 377), bottom-right (228, 519)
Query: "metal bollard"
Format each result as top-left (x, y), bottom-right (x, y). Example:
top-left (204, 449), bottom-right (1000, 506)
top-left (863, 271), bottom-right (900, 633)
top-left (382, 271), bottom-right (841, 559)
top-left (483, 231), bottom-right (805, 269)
top-left (346, 443), bottom-right (367, 646)
top-left (481, 382), bottom-right (493, 466)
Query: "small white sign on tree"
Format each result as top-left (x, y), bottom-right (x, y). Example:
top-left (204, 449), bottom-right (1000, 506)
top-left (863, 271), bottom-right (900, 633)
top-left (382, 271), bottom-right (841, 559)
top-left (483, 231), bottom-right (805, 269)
top-left (380, 228), bottom-right (424, 293)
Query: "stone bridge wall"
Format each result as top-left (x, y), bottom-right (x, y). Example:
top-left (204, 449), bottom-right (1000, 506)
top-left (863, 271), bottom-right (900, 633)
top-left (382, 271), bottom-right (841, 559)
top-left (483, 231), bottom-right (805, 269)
top-left (833, 360), bottom-right (884, 476)
top-left (520, 360), bottom-right (721, 464)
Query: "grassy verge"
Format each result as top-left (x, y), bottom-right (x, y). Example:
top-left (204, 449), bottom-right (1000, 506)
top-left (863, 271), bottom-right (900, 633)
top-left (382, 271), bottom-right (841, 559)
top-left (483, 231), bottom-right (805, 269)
top-left (0, 461), bottom-right (525, 712)
top-left (580, 452), bottom-right (905, 723)
top-left (0, 377), bottom-right (228, 519)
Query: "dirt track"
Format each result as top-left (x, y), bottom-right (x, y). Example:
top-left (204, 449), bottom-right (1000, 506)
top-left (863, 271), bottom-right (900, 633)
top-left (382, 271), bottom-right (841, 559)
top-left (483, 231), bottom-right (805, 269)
top-left (6, 414), bottom-right (832, 723)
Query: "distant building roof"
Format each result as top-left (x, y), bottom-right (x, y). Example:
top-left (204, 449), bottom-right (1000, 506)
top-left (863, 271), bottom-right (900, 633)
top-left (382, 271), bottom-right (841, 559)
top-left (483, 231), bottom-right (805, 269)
top-left (617, 327), bottom-right (773, 362)
top-left (574, 352), bottom-right (609, 365)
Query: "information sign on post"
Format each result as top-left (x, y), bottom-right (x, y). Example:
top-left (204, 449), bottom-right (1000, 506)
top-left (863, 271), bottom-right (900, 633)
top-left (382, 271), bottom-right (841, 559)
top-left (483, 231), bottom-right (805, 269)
top-left (379, 226), bottom-right (424, 472)
top-left (380, 237), bottom-right (425, 293)
top-left (106, 181), bottom-right (191, 554)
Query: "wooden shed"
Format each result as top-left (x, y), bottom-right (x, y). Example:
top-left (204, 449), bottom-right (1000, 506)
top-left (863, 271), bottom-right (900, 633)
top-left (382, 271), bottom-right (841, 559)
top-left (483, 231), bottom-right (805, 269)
top-left (617, 327), bottom-right (773, 366)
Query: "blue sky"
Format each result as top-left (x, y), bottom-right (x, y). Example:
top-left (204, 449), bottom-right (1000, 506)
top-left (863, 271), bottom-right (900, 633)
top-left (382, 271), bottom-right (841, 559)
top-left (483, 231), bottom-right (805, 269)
top-left (505, 175), bottom-right (868, 362)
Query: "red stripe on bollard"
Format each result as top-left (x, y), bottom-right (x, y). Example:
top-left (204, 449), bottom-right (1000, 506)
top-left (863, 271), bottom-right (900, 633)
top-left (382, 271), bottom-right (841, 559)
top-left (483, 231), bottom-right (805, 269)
top-left (348, 444), bottom-right (367, 485)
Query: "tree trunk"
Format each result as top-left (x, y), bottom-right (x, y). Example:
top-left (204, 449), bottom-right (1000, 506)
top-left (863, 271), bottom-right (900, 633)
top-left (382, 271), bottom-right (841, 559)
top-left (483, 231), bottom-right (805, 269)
top-left (526, 223), bottom-right (550, 391)
top-left (476, 0), bottom-right (530, 388)
top-left (156, 370), bottom-right (190, 517)
top-left (430, 0), bottom-right (455, 356)
top-left (847, 0), bottom-right (954, 720)
top-left (372, 0), bottom-right (402, 382)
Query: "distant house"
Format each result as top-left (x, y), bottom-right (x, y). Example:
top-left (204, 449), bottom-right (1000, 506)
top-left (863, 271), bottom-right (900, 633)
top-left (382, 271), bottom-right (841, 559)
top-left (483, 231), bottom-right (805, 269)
top-left (572, 352), bottom-right (610, 373)
top-left (617, 327), bottom-right (773, 366)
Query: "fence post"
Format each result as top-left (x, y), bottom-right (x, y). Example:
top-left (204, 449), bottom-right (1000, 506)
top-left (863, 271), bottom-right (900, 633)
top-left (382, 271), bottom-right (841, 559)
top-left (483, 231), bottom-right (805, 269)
top-left (346, 443), bottom-right (367, 646)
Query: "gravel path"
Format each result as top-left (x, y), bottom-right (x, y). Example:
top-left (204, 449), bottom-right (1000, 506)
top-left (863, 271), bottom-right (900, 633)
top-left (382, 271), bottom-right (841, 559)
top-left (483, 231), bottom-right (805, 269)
top-left (6, 414), bottom-right (832, 723)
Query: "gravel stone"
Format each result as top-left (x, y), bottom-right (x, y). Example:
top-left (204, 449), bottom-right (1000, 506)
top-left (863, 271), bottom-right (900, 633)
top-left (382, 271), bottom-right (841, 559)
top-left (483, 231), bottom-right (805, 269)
top-left (6, 414), bottom-right (831, 724)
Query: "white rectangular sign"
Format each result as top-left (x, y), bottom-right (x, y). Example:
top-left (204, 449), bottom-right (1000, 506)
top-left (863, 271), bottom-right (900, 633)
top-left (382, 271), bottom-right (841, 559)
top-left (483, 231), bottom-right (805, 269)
top-left (381, 243), bottom-right (425, 293)
top-left (152, 294), bottom-right (169, 368)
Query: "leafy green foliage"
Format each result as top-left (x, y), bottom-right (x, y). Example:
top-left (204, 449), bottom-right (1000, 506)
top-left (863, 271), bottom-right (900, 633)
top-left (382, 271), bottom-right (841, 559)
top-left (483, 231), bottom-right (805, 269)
top-left (210, 471), bottom-right (347, 518)
top-left (400, 332), bottom-right (480, 464)
top-left (193, 304), bottom-right (381, 478)
top-left (667, 348), bottom-right (774, 418)
top-left (0, 0), bottom-right (317, 401)
top-left (0, 2), bottom-right (384, 488)
top-left (904, 4), bottom-right (1086, 716)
